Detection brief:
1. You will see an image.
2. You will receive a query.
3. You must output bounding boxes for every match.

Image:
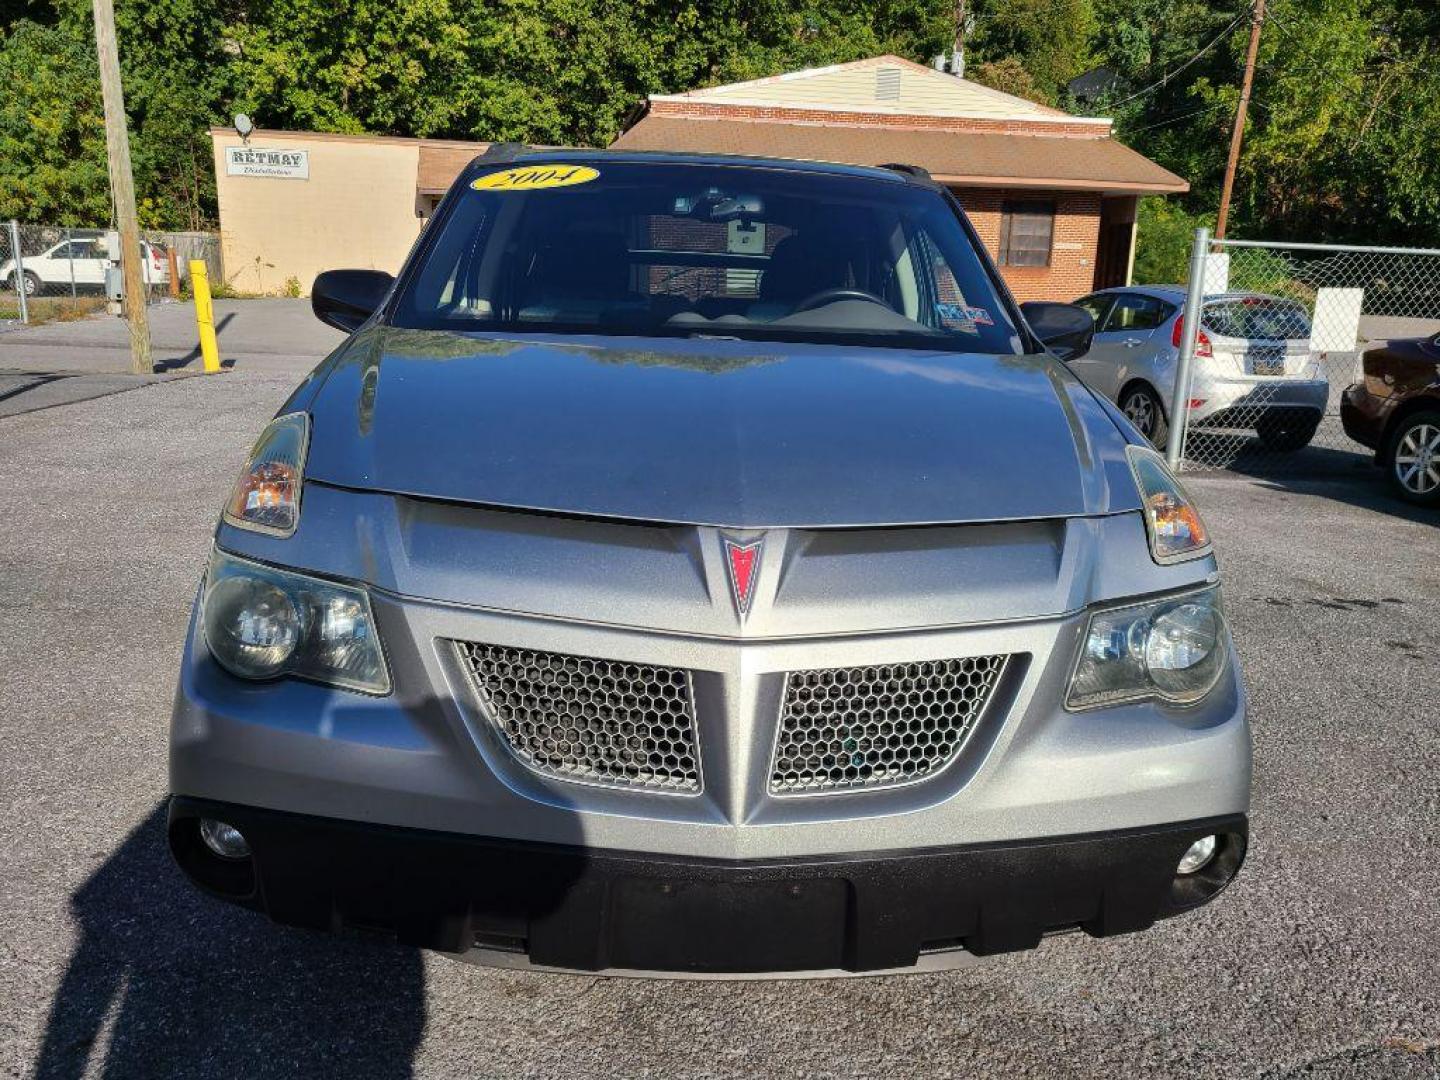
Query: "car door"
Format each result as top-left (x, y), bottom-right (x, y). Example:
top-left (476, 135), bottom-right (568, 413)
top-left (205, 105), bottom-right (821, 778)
top-left (1073, 292), bottom-right (1171, 400)
top-left (69, 240), bottom-right (107, 286)
top-left (1071, 293), bottom-right (1123, 394)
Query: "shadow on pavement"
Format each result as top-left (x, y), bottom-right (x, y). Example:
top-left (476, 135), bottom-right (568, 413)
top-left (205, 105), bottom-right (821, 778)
top-left (34, 803), bottom-right (427, 1080)
top-left (153, 313), bottom-right (236, 373)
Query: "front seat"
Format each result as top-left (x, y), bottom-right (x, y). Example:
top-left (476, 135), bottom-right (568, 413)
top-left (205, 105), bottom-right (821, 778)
top-left (747, 234), bottom-right (852, 321)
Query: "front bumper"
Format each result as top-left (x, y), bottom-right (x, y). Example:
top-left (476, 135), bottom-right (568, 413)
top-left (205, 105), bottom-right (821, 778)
top-left (1340, 383), bottom-right (1387, 453)
top-left (169, 797), bottom-right (1247, 975)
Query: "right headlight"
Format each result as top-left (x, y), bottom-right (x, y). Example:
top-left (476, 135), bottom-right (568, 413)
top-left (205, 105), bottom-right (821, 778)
top-left (201, 547), bottom-right (390, 694)
top-left (1066, 586), bottom-right (1227, 710)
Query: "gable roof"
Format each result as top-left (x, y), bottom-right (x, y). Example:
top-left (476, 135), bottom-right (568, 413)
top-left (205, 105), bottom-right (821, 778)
top-left (610, 114), bottom-right (1187, 194)
top-left (652, 55), bottom-right (1111, 128)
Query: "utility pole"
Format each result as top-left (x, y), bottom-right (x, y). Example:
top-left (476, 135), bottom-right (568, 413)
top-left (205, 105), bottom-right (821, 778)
top-left (92, 0), bottom-right (151, 374)
top-left (952, 0), bottom-right (967, 78)
top-left (1215, 0), bottom-right (1265, 240)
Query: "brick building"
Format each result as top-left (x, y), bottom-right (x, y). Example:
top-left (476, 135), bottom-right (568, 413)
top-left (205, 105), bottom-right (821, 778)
top-left (610, 56), bottom-right (1188, 302)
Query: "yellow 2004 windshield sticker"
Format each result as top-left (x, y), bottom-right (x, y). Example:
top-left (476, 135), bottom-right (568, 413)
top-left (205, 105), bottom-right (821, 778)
top-left (471, 165), bottom-right (599, 192)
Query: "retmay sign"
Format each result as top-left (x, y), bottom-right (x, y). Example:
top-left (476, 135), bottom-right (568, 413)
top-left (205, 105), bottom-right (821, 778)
top-left (226, 146), bottom-right (310, 179)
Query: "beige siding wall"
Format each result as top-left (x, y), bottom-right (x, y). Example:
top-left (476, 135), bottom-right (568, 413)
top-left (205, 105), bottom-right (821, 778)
top-left (687, 59), bottom-right (1065, 120)
top-left (212, 131), bottom-right (422, 296)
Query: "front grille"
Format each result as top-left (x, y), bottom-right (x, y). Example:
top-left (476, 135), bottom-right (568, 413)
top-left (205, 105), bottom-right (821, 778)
top-left (456, 642), bottom-right (701, 793)
top-left (769, 656), bottom-right (1008, 795)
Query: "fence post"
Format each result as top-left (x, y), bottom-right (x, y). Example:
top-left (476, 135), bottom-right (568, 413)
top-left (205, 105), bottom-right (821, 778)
top-left (190, 258), bottom-right (221, 373)
top-left (8, 220), bottom-right (27, 324)
top-left (1166, 226), bottom-right (1211, 469)
top-left (67, 228), bottom-right (77, 300)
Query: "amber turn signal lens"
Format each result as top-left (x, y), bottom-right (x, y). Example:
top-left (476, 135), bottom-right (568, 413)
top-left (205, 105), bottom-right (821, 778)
top-left (1126, 446), bottom-right (1212, 564)
top-left (223, 412), bottom-right (308, 537)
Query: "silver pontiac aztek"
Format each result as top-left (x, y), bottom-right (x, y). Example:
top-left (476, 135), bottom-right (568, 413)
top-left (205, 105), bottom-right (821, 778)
top-left (169, 150), bottom-right (1250, 976)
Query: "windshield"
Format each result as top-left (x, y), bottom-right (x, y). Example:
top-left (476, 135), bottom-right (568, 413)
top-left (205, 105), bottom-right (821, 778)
top-left (392, 161), bottom-right (1023, 354)
top-left (1203, 298), bottom-right (1312, 341)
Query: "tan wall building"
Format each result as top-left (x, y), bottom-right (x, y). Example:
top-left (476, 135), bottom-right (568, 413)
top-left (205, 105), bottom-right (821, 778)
top-left (209, 128), bottom-right (487, 295)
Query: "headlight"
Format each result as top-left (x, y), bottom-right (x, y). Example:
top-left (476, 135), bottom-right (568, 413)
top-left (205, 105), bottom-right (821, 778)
top-left (201, 548), bottom-right (390, 694)
top-left (1127, 446), bottom-right (1210, 564)
top-left (224, 412), bottom-right (308, 536)
top-left (1066, 586), bottom-right (1227, 710)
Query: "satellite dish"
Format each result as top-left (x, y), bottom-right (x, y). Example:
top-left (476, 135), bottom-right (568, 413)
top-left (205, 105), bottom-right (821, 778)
top-left (234, 113), bottom-right (254, 140)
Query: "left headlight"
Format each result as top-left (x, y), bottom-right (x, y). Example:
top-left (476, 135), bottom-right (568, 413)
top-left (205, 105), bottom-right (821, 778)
top-left (1066, 586), bottom-right (1227, 711)
top-left (201, 548), bottom-right (391, 694)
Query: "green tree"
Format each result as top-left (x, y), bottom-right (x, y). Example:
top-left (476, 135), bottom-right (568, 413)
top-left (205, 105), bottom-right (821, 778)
top-left (0, 20), bottom-right (109, 224)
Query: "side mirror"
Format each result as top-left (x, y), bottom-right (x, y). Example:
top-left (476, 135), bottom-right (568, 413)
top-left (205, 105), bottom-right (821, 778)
top-left (1020, 301), bottom-right (1095, 363)
top-left (312, 269), bottom-right (394, 333)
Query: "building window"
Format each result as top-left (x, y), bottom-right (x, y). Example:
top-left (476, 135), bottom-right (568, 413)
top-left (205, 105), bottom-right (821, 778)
top-left (999, 201), bottom-right (1055, 267)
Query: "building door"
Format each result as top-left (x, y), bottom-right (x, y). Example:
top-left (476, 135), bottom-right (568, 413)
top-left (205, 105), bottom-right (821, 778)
top-left (1093, 196), bottom-right (1137, 290)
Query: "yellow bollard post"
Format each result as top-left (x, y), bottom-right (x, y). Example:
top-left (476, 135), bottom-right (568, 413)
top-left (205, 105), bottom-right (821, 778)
top-left (189, 259), bottom-right (221, 373)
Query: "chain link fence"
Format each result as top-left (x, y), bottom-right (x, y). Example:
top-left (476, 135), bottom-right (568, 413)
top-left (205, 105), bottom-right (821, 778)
top-left (1167, 233), bottom-right (1440, 476)
top-left (1, 221), bottom-right (222, 324)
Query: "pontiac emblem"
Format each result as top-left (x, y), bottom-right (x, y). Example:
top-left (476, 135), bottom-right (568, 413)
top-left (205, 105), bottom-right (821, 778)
top-left (722, 536), bottom-right (764, 618)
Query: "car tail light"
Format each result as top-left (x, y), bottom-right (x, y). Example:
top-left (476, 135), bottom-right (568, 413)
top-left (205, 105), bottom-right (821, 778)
top-left (1171, 317), bottom-right (1213, 357)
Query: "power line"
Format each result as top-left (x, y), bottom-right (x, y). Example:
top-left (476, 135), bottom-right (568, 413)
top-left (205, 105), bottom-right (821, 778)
top-left (1122, 99), bottom-right (1236, 135)
top-left (1105, 9), bottom-right (1249, 110)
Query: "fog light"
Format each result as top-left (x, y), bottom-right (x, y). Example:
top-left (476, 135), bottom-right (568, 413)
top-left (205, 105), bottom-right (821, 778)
top-left (199, 818), bottom-right (251, 860)
top-left (1177, 834), bottom-right (1217, 875)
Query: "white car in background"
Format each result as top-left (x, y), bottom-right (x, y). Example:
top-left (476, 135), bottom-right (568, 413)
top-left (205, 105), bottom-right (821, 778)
top-left (0, 237), bottom-right (169, 297)
top-left (1070, 285), bottom-right (1329, 451)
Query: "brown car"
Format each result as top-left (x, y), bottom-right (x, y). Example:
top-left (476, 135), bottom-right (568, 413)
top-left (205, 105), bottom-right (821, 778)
top-left (1342, 333), bottom-right (1440, 505)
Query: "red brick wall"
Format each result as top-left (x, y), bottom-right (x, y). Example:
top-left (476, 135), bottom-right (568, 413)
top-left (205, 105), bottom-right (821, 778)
top-left (650, 99), bottom-right (1111, 138)
top-left (952, 187), bottom-right (1101, 302)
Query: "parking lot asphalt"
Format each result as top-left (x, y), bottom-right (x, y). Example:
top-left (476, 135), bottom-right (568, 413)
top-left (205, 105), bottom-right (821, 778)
top-left (1, 359), bottom-right (1437, 1080)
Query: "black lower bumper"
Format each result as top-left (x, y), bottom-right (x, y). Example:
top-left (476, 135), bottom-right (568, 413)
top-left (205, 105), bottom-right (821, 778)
top-left (168, 797), bottom-right (1247, 974)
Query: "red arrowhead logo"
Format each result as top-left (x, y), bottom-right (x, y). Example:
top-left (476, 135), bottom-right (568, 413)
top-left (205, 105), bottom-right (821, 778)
top-left (723, 536), bottom-right (763, 618)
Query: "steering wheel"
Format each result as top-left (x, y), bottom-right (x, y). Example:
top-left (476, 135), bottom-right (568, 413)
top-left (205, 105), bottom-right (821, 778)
top-left (791, 288), bottom-right (891, 314)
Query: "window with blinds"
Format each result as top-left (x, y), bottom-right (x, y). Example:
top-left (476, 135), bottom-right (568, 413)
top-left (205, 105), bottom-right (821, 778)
top-left (999, 201), bottom-right (1055, 267)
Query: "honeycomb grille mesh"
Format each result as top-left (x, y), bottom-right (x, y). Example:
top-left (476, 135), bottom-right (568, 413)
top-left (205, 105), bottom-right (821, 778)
top-left (770, 656), bottom-right (1008, 795)
top-left (456, 642), bottom-right (701, 793)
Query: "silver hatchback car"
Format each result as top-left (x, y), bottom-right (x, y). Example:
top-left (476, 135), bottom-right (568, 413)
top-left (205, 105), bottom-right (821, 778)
top-left (168, 151), bottom-right (1250, 976)
top-left (1072, 285), bottom-right (1328, 451)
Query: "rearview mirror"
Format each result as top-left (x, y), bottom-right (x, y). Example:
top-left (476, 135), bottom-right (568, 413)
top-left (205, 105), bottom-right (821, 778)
top-left (312, 269), bottom-right (394, 333)
top-left (1020, 302), bottom-right (1095, 363)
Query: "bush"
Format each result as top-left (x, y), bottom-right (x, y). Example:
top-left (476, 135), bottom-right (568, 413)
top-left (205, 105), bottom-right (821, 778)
top-left (1133, 198), bottom-right (1213, 286)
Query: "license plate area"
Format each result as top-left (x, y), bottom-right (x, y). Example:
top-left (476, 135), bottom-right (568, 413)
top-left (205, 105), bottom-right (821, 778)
top-left (607, 877), bottom-right (850, 973)
top-left (1249, 348), bottom-right (1287, 376)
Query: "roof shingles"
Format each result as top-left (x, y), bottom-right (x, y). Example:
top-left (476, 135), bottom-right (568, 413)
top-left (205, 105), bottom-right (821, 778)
top-left (610, 114), bottom-right (1188, 194)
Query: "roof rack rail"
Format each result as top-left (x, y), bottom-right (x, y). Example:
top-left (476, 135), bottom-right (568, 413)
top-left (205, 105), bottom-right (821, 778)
top-left (878, 162), bottom-right (933, 181)
top-left (477, 142), bottom-right (531, 164)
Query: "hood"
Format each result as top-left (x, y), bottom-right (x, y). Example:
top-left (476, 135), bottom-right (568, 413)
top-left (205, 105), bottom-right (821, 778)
top-left (302, 327), bottom-right (1141, 528)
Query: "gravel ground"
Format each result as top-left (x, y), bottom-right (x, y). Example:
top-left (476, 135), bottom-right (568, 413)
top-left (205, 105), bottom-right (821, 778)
top-left (1, 367), bottom-right (1437, 1080)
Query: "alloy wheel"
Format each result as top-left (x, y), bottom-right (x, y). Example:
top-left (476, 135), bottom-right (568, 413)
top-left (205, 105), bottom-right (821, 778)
top-left (1122, 391), bottom-right (1155, 436)
top-left (1394, 422), bottom-right (1440, 495)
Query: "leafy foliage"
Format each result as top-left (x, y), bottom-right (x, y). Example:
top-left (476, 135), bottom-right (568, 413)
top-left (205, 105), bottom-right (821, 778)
top-left (0, 0), bottom-right (1436, 248)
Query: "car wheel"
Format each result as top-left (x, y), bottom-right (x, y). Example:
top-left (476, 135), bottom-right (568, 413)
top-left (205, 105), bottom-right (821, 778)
top-left (1386, 410), bottom-right (1440, 506)
top-left (1119, 384), bottom-right (1168, 448)
top-left (21, 271), bottom-right (40, 298)
top-left (1255, 413), bottom-right (1320, 452)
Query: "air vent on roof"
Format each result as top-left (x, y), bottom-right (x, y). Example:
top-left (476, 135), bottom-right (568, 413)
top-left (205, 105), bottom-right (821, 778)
top-left (875, 67), bottom-right (902, 102)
